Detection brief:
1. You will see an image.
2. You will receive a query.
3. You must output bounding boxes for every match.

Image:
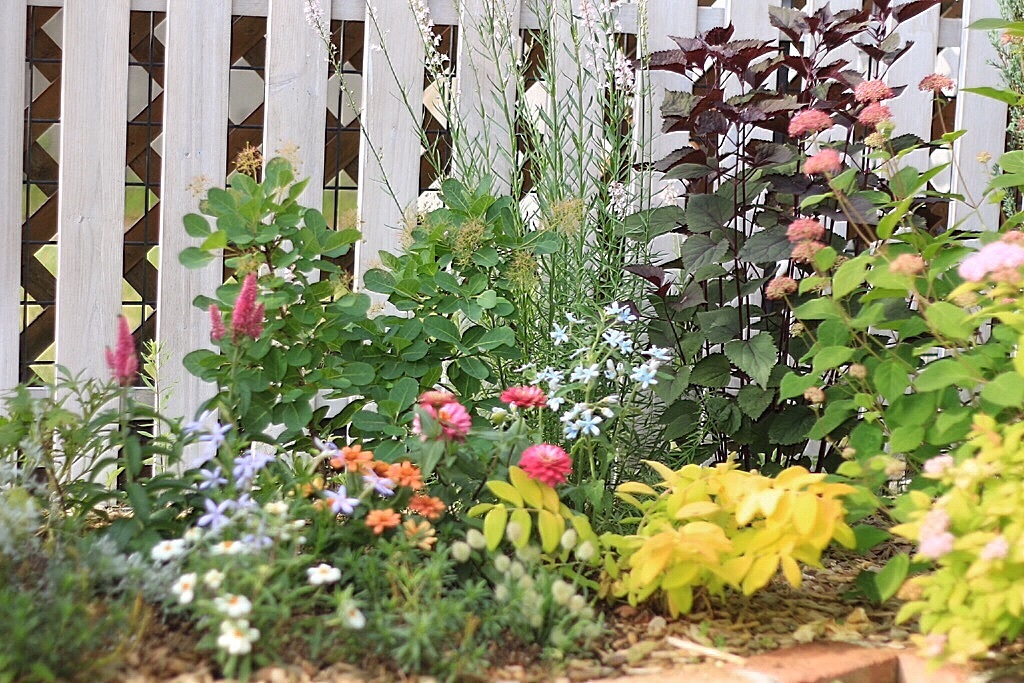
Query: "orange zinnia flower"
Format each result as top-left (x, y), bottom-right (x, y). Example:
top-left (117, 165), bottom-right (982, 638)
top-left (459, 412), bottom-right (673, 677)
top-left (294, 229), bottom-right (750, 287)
top-left (408, 494), bottom-right (446, 520)
top-left (330, 444), bottom-right (374, 472)
top-left (365, 508), bottom-right (401, 535)
top-left (403, 519), bottom-right (437, 551)
top-left (387, 461), bottom-right (424, 490)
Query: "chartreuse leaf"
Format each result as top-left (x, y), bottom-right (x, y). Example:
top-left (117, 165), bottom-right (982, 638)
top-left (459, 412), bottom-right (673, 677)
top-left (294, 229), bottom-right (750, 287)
top-left (508, 466), bottom-right (544, 508)
top-left (981, 371), bottom-right (1024, 407)
top-left (483, 505), bottom-right (508, 551)
top-left (509, 508), bottom-right (532, 550)
top-left (486, 480), bottom-right (523, 507)
top-left (467, 503), bottom-right (493, 517)
top-left (537, 509), bottom-right (564, 554)
top-left (541, 484), bottom-right (561, 513)
top-left (781, 555), bottom-right (803, 588)
top-left (743, 554), bottom-right (780, 595)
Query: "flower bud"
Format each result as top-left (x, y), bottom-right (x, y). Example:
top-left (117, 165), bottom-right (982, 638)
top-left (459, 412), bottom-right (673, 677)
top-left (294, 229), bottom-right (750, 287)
top-left (450, 541), bottom-right (472, 563)
top-left (575, 540), bottom-right (596, 562)
top-left (466, 528), bottom-right (487, 550)
top-left (493, 555), bottom-right (511, 573)
top-left (560, 529), bottom-right (578, 551)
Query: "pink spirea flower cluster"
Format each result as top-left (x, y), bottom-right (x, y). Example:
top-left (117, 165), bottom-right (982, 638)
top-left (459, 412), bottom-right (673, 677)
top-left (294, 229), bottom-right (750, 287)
top-left (786, 218), bottom-right (825, 243)
top-left (500, 385), bottom-right (547, 409)
top-left (412, 391), bottom-right (472, 442)
top-left (803, 149), bottom-right (842, 176)
top-left (788, 109), bottom-right (834, 138)
top-left (231, 273), bottom-right (265, 341)
top-left (857, 102), bottom-right (892, 128)
top-left (919, 73), bottom-right (955, 94)
top-left (854, 79), bottom-right (894, 103)
top-left (105, 315), bottom-right (139, 387)
top-left (518, 443), bottom-right (572, 487)
top-left (980, 535), bottom-right (1010, 561)
top-left (918, 508), bottom-right (954, 560)
top-left (922, 454), bottom-right (954, 478)
top-left (765, 276), bottom-right (798, 300)
top-left (958, 238), bottom-right (1024, 283)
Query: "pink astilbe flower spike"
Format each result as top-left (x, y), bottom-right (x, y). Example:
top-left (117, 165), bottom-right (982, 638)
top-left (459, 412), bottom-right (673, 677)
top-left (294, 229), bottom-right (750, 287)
top-left (231, 273), bottom-right (265, 341)
top-left (209, 304), bottom-right (226, 342)
top-left (105, 315), bottom-right (139, 387)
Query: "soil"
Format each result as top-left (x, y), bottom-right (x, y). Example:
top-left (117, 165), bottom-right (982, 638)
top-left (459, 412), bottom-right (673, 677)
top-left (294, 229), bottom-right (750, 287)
top-left (111, 538), bottom-right (976, 683)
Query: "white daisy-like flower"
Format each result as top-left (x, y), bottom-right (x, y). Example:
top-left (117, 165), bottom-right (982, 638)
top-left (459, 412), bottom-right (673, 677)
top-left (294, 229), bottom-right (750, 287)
top-left (171, 573), bottom-right (197, 605)
top-left (342, 604), bottom-right (366, 629)
top-left (264, 501), bottom-right (288, 516)
top-left (183, 527), bottom-right (204, 544)
top-left (216, 619), bottom-right (260, 655)
top-left (211, 539), bottom-right (249, 555)
top-left (307, 563), bottom-right (342, 585)
top-left (203, 569), bottom-right (225, 590)
top-left (215, 593), bottom-right (253, 618)
top-left (151, 538), bottom-right (186, 562)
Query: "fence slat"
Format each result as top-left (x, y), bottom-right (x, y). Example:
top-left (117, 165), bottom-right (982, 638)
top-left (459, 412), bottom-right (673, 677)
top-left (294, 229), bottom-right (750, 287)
top-left (55, 0), bottom-right (131, 381)
top-left (264, 0), bottom-right (332, 207)
top-left (886, 6), bottom-right (940, 170)
top-left (454, 0), bottom-right (521, 192)
top-left (0, 1), bottom-right (26, 393)
top-left (157, 0), bottom-right (231, 443)
top-left (952, 0), bottom-right (1006, 231)
top-left (725, 0), bottom-right (770, 41)
top-left (355, 3), bottom-right (425, 289)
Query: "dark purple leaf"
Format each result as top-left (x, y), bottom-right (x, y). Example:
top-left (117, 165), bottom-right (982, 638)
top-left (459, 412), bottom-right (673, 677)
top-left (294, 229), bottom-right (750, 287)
top-left (893, 0), bottom-right (941, 23)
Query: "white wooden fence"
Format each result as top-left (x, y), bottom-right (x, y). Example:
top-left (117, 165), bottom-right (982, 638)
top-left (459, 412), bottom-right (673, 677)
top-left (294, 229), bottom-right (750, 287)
top-left (0, 0), bottom-right (1008, 430)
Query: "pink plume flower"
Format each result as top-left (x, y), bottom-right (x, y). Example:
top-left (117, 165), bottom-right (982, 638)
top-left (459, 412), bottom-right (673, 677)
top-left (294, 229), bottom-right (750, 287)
top-left (230, 273), bottom-right (264, 341)
top-left (519, 444), bottom-right (572, 487)
top-left (857, 102), bottom-right (892, 128)
top-left (803, 149), bottom-right (842, 176)
top-left (105, 315), bottom-right (139, 387)
top-left (786, 218), bottom-right (825, 243)
top-left (788, 109), bottom-right (834, 138)
top-left (765, 276), bottom-right (798, 300)
top-left (209, 304), bottom-right (226, 342)
top-left (854, 79), bottom-right (894, 103)
top-left (918, 73), bottom-right (955, 94)
top-left (500, 385), bottom-right (547, 409)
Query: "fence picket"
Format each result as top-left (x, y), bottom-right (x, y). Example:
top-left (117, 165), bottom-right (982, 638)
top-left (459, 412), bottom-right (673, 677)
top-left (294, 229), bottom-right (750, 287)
top-left (886, 5), bottom-right (940, 170)
top-left (454, 0), bottom-right (522, 192)
top-left (54, 0), bottom-right (131, 381)
top-left (355, 2), bottom-right (425, 291)
top-left (264, 0), bottom-right (332, 207)
top-left (157, 0), bottom-right (231, 447)
top-left (0, 1), bottom-right (26, 393)
top-left (952, 0), bottom-right (1006, 232)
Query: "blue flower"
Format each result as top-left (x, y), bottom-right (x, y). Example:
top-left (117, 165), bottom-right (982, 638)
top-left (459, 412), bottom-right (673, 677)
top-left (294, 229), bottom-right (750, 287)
top-left (630, 363), bottom-right (659, 389)
top-left (362, 471), bottom-right (395, 497)
top-left (550, 324), bottom-right (569, 346)
top-left (198, 498), bottom-right (235, 531)
top-left (314, 438), bottom-right (340, 460)
top-left (569, 364), bottom-right (600, 383)
top-left (197, 466), bottom-right (228, 491)
top-left (602, 329), bottom-right (628, 349)
top-left (547, 394), bottom-right (566, 411)
top-left (604, 302), bottom-right (637, 324)
top-left (325, 486), bottom-right (361, 515)
top-left (576, 410), bottom-right (603, 437)
top-left (644, 346), bottom-right (672, 363)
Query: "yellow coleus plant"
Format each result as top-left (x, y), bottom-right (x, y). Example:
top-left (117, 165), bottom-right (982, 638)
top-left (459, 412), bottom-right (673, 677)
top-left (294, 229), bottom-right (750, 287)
top-left (468, 466), bottom-right (601, 565)
top-left (602, 460), bottom-right (857, 616)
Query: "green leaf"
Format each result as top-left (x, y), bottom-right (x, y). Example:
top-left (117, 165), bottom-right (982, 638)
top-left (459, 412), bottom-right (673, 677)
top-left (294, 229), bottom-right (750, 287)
top-left (685, 194), bottom-right (733, 233)
top-left (351, 410), bottom-right (393, 434)
top-left (475, 326), bottom-right (515, 351)
top-left (362, 269), bottom-right (395, 294)
top-left (343, 362), bottom-right (375, 386)
top-left (853, 525), bottom-right (891, 554)
top-left (459, 356), bottom-right (490, 380)
top-left (890, 425), bottom-right (925, 453)
top-left (737, 384), bottom-right (774, 420)
top-left (873, 553), bottom-right (910, 603)
top-left (736, 226), bottom-right (792, 263)
top-left (914, 358), bottom-right (975, 392)
top-left (179, 247), bottom-right (215, 269)
top-left (768, 406), bottom-right (815, 445)
top-left (832, 254), bottom-right (869, 299)
top-left (689, 354), bottom-right (732, 388)
top-left (981, 371), bottom-right (1024, 408)
top-left (779, 372), bottom-right (817, 400)
top-left (999, 150), bottom-right (1024, 174)
top-left (810, 346), bottom-right (854, 373)
top-left (724, 335), bottom-right (777, 387)
top-left (388, 377), bottom-right (420, 415)
top-left (183, 213), bottom-right (211, 238)
top-left (924, 302), bottom-right (973, 340)
top-left (793, 298), bottom-right (841, 320)
top-left (423, 315), bottom-right (462, 346)
top-left (874, 359), bottom-right (909, 403)
top-left (961, 86), bottom-right (1024, 106)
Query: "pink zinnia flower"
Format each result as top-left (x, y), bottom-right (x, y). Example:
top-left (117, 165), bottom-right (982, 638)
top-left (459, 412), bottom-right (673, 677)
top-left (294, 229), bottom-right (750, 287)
top-left (414, 401), bottom-right (472, 442)
top-left (958, 241), bottom-right (1024, 282)
top-left (418, 390), bottom-right (459, 409)
top-left (765, 276), bottom-right (798, 300)
top-left (788, 109), bottom-right (834, 138)
top-left (209, 305), bottom-right (226, 342)
top-left (981, 535), bottom-right (1010, 561)
top-left (105, 315), bottom-right (139, 387)
top-left (500, 385), bottom-right (547, 409)
top-left (918, 73), bottom-right (955, 94)
top-left (786, 218), bottom-right (825, 243)
top-left (519, 444), bottom-right (572, 487)
top-left (803, 149), bottom-right (842, 176)
top-left (857, 102), bottom-right (892, 128)
top-left (230, 273), bottom-right (264, 341)
top-left (791, 240), bottom-right (826, 264)
top-left (854, 79), bottom-right (894, 103)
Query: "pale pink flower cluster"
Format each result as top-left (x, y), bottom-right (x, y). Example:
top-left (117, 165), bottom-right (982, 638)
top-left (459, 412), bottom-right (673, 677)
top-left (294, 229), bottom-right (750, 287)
top-left (765, 276), bottom-right (798, 300)
top-left (791, 239), bottom-right (826, 264)
top-left (919, 73), bottom-right (955, 94)
top-left (889, 253), bottom-right (926, 276)
top-left (854, 79), bottom-right (894, 103)
top-left (303, 0), bottom-right (324, 30)
top-left (918, 508), bottom-right (954, 560)
top-left (105, 315), bottom-right (139, 387)
top-left (857, 102), bottom-right (892, 128)
top-left (922, 633), bottom-right (947, 658)
top-left (613, 50), bottom-right (635, 94)
top-left (980, 535), bottom-right (1010, 561)
top-left (786, 218), bottom-right (825, 243)
top-left (608, 181), bottom-right (630, 218)
top-left (922, 454), bottom-right (954, 478)
top-left (803, 149), bottom-right (842, 176)
top-left (958, 238), bottom-right (1024, 283)
top-left (788, 109), bottom-right (833, 138)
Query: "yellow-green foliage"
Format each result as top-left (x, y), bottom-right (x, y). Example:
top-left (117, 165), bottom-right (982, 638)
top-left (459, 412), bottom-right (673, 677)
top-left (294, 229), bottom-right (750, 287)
top-left (468, 466), bottom-right (602, 563)
top-left (892, 414), bottom-right (1024, 663)
top-left (601, 461), bottom-right (857, 616)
